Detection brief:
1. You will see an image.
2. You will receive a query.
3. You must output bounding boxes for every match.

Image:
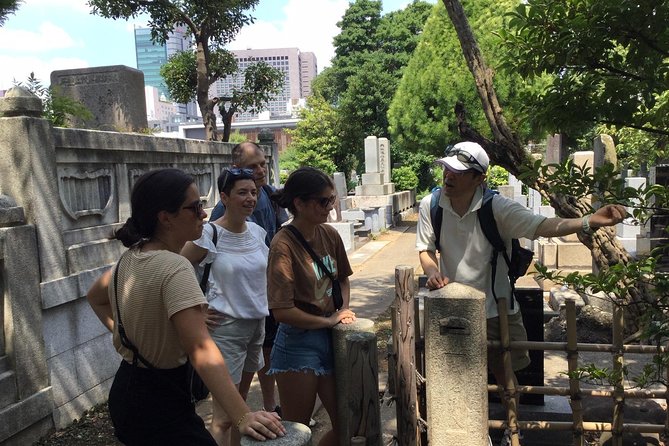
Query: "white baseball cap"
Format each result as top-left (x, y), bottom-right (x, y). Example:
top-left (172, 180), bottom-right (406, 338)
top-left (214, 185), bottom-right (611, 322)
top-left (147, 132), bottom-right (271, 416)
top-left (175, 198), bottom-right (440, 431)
top-left (435, 141), bottom-right (489, 174)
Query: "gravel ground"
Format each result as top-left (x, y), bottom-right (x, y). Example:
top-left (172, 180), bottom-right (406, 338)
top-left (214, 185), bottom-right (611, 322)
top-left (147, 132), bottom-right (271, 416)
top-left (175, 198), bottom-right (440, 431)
top-left (34, 404), bottom-right (121, 446)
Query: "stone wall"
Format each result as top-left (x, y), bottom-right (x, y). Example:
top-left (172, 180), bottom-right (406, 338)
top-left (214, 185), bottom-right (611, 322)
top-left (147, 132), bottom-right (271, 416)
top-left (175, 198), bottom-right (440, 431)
top-left (0, 87), bottom-right (275, 444)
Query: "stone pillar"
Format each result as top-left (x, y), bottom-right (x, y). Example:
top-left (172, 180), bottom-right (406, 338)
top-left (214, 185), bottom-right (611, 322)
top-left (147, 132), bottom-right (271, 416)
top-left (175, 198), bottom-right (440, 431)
top-left (240, 421), bottom-right (311, 446)
top-left (333, 318), bottom-right (380, 446)
top-left (333, 172), bottom-right (348, 221)
top-left (364, 136), bottom-right (380, 173)
top-left (50, 65), bottom-right (147, 131)
top-left (0, 196), bottom-right (50, 395)
top-left (0, 86), bottom-right (68, 281)
top-left (424, 283), bottom-right (488, 446)
top-left (593, 134), bottom-right (617, 171)
top-left (378, 137), bottom-right (391, 184)
top-left (545, 134), bottom-right (566, 164)
top-left (0, 195), bottom-right (54, 443)
top-left (258, 128), bottom-right (280, 187)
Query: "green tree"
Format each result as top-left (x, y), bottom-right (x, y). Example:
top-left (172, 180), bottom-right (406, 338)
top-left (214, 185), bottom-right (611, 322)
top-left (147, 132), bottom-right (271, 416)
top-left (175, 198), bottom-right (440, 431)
top-left (303, 0), bottom-right (432, 177)
top-left (216, 61), bottom-right (284, 142)
top-left (0, 0), bottom-right (21, 26)
top-left (160, 51), bottom-right (283, 141)
top-left (500, 0), bottom-right (669, 138)
top-left (328, 0), bottom-right (383, 102)
top-left (89, 0), bottom-right (258, 141)
top-left (388, 0), bottom-right (531, 187)
top-left (438, 0), bottom-right (669, 337)
top-left (284, 93), bottom-right (344, 175)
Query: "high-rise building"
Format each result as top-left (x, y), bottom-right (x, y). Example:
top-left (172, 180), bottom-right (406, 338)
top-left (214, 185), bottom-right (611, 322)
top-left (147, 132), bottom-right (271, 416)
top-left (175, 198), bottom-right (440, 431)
top-left (210, 48), bottom-right (317, 122)
top-left (134, 26), bottom-right (198, 129)
top-left (135, 25), bottom-right (192, 98)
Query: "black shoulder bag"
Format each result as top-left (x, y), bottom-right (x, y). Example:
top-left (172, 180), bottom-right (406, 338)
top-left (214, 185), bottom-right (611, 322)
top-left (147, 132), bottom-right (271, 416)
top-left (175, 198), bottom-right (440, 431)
top-left (284, 225), bottom-right (344, 310)
top-left (113, 256), bottom-right (209, 403)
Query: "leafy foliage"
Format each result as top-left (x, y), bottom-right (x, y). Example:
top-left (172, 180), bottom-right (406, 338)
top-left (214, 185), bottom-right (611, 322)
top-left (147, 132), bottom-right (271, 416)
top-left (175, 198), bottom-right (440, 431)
top-left (521, 157), bottom-right (669, 389)
top-left (89, 0), bottom-right (259, 140)
top-left (13, 73), bottom-right (93, 127)
top-left (388, 0), bottom-right (535, 191)
top-left (159, 50), bottom-right (201, 104)
top-left (216, 60), bottom-right (284, 142)
top-left (487, 165), bottom-right (510, 189)
top-left (391, 166), bottom-right (419, 191)
top-left (160, 48), bottom-right (282, 142)
top-left (518, 158), bottom-right (669, 225)
top-left (0, 0), bottom-right (20, 26)
top-left (284, 93), bottom-right (344, 175)
top-left (289, 1), bottom-right (433, 178)
top-left (499, 0), bottom-right (669, 138)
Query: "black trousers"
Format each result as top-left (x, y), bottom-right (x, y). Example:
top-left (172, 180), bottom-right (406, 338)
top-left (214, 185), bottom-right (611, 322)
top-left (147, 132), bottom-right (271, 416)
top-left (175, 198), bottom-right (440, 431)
top-left (108, 360), bottom-right (216, 446)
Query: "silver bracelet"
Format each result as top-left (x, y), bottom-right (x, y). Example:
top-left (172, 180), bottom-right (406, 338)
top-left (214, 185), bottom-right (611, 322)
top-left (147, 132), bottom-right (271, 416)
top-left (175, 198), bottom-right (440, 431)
top-left (582, 215), bottom-right (595, 235)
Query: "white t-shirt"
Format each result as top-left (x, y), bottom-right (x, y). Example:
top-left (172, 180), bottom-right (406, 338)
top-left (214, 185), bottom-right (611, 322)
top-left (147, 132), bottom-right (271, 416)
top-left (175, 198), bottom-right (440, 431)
top-left (194, 222), bottom-right (269, 319)
top-left (416, 186), bottom-right (546, 318)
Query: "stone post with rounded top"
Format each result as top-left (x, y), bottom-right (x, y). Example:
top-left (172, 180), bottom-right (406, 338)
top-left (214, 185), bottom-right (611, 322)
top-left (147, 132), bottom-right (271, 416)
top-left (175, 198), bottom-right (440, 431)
top-left (333, 317), bottom-right (381, 446)
top-left (0, 86), bottom-right (67, 281)
top-left (240, 421), bottom-right (311, 446)
top-left (424, 282), bottom-right (488, 445)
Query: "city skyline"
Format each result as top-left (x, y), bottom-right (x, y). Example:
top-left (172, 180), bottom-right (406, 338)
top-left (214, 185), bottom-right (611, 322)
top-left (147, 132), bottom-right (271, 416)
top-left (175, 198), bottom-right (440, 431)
top-left (0, 0), bottom-right (431, 91)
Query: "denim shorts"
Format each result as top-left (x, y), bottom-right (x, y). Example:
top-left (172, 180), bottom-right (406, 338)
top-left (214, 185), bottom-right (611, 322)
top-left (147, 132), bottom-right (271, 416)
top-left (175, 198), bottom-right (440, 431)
top-left (209, 316), bottom-right (265, 384)
top-left (267, 323), bottom-right (334, 376)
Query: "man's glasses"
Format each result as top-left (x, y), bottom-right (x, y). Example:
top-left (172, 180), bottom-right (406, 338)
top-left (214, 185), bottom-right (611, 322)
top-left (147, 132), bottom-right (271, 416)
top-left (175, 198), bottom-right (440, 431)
top-left (446, 148), bottom-right (485, 172)
top-left (308, 195), bottom-right (337, 208)
top-left (182, 200), bottom-right (205, 215)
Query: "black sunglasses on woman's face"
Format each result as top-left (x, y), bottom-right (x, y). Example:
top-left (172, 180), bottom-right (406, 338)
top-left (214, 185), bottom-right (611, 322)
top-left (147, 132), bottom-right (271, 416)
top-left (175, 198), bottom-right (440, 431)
top-left (182, 200), bottom-right (205, 215)
top-left (307, 195), bottom-right (337, 208)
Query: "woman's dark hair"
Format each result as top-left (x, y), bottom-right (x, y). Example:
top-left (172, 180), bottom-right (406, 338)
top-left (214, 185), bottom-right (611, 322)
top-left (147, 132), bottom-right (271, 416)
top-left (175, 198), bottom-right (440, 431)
top-left (272, 167), bottom-right (334, 215)
top-left (114, 168), bottom-right (194, 247)
top-left (217, 168), bottom-right (255, 196)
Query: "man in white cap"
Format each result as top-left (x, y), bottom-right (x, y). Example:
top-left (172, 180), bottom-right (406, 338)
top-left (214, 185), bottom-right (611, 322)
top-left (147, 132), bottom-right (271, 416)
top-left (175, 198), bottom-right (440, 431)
top-left (416, 141), bottom-right (626, 445)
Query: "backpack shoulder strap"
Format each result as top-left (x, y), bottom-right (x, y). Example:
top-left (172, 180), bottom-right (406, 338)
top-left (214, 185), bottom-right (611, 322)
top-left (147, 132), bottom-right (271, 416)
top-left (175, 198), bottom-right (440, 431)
top-left (477, 189), bottom-right (505, 252)
top-left (429, 187), bottom-right (443, 250)
top-left (477, 189), bottom-right (518, 307)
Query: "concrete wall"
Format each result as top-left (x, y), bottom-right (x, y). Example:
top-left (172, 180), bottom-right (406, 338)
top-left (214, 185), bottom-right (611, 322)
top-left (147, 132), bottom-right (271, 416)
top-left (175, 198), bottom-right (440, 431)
top-left (0, 87), bottom-right (276, 443)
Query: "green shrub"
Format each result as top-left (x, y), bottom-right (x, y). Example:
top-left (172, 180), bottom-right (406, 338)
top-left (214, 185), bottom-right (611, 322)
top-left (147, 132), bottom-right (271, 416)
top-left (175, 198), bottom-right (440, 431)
top-left (392, 166), bottom-right (419, 191)
top-left (487, 165), bottom-right (509, 189)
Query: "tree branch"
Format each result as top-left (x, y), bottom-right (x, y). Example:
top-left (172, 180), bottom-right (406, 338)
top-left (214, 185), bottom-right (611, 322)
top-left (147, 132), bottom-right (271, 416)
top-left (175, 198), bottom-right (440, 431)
top-left (622, 28), bottom-right (669, 58)
top-left (598, 120), bottom-right (669, 137)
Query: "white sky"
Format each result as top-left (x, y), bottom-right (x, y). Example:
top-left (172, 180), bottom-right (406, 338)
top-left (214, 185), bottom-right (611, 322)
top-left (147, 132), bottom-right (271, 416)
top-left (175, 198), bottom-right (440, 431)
top-left (0, 0), bottom-right (430, 90)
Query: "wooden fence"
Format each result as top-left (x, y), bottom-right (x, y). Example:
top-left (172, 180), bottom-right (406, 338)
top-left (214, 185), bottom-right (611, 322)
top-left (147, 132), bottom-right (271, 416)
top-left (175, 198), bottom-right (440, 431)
top-left (388, 266), bottom-right (668, 446)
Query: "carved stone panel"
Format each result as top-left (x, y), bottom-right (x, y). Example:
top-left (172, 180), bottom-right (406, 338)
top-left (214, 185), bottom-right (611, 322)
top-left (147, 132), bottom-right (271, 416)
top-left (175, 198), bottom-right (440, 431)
top-left (58, 166), bottom-right (117, 231)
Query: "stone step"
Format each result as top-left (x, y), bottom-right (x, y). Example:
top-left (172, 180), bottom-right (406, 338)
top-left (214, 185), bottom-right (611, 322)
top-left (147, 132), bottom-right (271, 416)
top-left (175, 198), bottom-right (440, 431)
top-left (0, 370), bottom-right (17, 410)
top-left (354, 227), bottom-right (371, 238)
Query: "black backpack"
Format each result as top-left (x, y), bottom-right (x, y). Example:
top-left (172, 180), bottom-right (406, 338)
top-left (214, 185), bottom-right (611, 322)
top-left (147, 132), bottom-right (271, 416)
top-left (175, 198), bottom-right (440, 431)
top-left (429, 187), bottom-right (534, 305)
